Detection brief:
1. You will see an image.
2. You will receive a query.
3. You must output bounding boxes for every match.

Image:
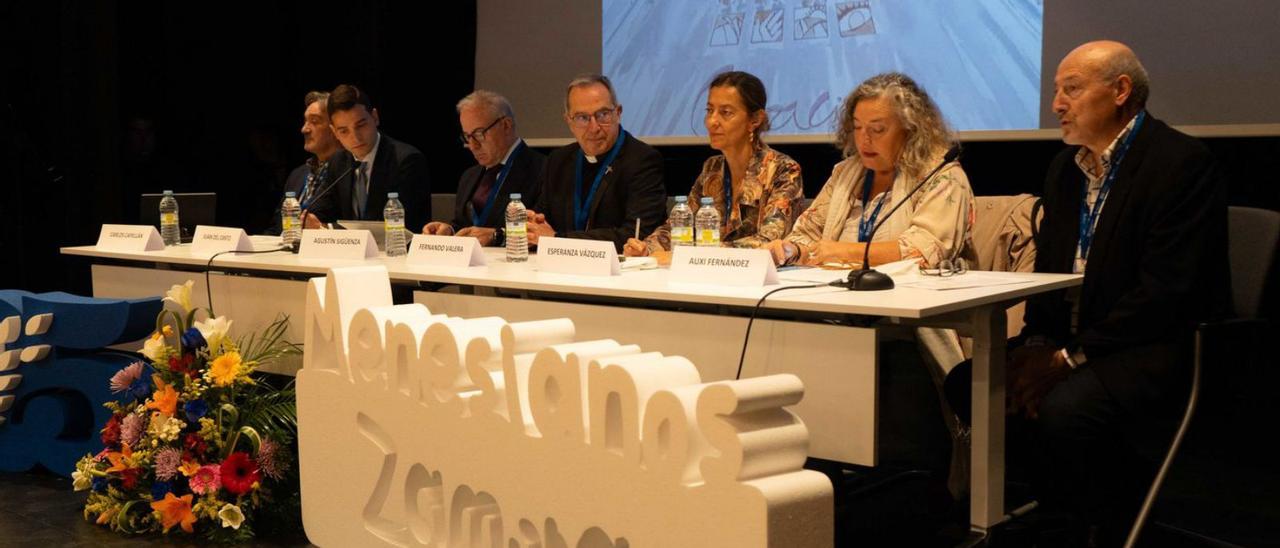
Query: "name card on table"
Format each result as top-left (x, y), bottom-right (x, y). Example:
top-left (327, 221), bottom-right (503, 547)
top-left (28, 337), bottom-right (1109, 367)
top-left (536, 236), bottom-right (619, 276)
top-left (406, 234), bottom-right (487, 267)
top-left (190, 226), bottom-right (252, 257)
top-left (670, 246), bottom-right (780, 287)
top-left (96, 224), bottom-right (164, 252)
top-left (298, 229), bottom-right (377, 260)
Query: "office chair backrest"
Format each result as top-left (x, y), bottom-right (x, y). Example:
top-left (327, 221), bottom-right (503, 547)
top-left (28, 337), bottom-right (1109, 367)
top-left (1228, 206), bottom-right (1280, 318)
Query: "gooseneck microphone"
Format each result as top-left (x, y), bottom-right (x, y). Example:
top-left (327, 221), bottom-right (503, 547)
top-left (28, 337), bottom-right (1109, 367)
top-left (839, 145), bottom-right (961, 291)
top-left (287, 163), bottom-right (357, 253)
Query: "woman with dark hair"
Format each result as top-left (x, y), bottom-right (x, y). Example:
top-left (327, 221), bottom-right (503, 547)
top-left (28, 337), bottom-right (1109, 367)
top-left (623, 71), bottom-right (803, 258)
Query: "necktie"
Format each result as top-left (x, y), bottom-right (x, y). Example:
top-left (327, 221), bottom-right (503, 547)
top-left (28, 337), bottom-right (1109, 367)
top-left (352, 161), bottom-right (367, 219)
top-left (471, 164), bottom-right (501, 218)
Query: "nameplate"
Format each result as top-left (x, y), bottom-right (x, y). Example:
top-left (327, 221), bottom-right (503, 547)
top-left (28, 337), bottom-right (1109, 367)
top-left (298, 229), bottom-right (378, 261)
top-left (670, 246), bottom-right (779, 286)
top-left (406, 234), bottom-right (487, 267)
top-left (95, 224), bottom-right (164, 252)
top-left (535, 237), bottom-right (619, 276)
top-left (190, 226), bottom-right (252, 257)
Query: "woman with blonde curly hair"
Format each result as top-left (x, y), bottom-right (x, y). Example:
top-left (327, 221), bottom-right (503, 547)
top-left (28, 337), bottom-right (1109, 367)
top-left (764, 72), bottom-right (976, 268)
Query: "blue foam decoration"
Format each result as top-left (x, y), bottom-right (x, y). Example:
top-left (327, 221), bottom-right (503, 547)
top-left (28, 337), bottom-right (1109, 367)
top-left (0, 350), bottom-right (139, 476)
top-left (21, 292), bottom-right (162, 349)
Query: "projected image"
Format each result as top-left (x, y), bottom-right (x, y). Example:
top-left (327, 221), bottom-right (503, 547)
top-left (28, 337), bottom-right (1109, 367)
top-left (603, 0), bottom-right (1044, 137)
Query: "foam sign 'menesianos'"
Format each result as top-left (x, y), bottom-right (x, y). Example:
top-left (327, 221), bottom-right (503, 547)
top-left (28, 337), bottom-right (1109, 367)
top-left (298, 266), bottom-right (833, 547)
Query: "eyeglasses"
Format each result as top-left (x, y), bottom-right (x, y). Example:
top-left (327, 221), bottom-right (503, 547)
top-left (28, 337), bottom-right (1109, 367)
top-left (919, 258), bottom-right (968, 277)
top-left (569, 108), bottom-right (618, 128)
top-left (459, 116), bottom-right (506, 146)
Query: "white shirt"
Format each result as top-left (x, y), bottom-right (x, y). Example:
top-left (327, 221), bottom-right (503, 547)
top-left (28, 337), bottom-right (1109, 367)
top-left (354, 132), bottom-right (382, 194)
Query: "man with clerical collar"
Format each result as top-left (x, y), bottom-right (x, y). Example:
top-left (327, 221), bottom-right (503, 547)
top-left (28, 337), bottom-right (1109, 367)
top-left (525, 74), bottom-right (666, 252)
top-left (268, 91), bottom-right (346, 234)
top-left (946, 41), bottom-right (1229, 544)
top-left (422, 90), bottom-right (546, 246)
top-left (327, 84), bottom-right (431, 230)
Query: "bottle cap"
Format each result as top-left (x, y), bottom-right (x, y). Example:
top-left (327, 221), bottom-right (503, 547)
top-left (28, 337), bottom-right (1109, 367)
top-left (387, 192), bottom-right (399, 198)
top-left (700, 197), bottom-right (714, 205)
top-left (675, 196), bottom-right (687, 202)
top-left (284, 191), bottom-right (296, 198)
top-left (163, 190), bottom-right (174, 195)
top-left (510, 193), bottom-right (522, 200)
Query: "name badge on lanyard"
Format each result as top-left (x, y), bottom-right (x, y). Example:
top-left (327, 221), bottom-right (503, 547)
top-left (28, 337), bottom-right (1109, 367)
top-left (1077, 111), bottom-right (1146, 272)
top-left (858, 169), bottom-right (890, 243)
top-left (473, 142), bottom-right (524, 226)
top-left (573, 129), bottom-right (627, 231)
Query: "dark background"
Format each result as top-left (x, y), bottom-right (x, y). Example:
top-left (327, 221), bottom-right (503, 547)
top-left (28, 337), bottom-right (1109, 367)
top-left (2, 1), bottom-right (1277, 312)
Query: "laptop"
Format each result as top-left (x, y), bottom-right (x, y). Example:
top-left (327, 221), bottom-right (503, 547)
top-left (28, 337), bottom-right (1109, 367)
top-left (139, 192), bottom-right (217, 243)
top-left (335, 219), bottom-right (387, 251)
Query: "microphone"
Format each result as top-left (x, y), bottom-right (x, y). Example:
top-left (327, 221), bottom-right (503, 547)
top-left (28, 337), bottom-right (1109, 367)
top-left (300, 163), bottom-right (356, 212)
top-left (289, 163), bottom-right (356, 254)
top-left (839, 145), bottom-right (961, 291)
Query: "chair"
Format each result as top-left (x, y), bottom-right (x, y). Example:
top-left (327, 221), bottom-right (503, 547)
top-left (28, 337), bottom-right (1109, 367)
top-left (431, 193), bottom-right (456, 223)
top-left (1125, 206), bottom-right (1280, 547)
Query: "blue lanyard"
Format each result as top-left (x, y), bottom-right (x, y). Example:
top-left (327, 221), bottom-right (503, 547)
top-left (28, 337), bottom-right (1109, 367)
top-left (573, 129), bottom-right (627, 231)
top-left (298, 161), bottom-right (328, 209)
top-left (721, 165), bottom-right (734, 219)
top-left (858, 169), bottom-right (889, 242)
top-left (1078, 111), bottom-right (1146, 261)
top-left (473, 141), bottom-right (524, 226)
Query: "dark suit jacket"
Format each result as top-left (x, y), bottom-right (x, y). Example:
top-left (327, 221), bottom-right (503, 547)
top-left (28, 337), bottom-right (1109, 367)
top-left (450, 141), bottom-right (547, 234)
top-left (265, 155), bottom-right (347, 235)
top-left (336, 132), bottom-right (431, 230)
top-left (1022, 114), bottom-right (1229, 403)
top-left (533, 132), bottom-right (666, 251)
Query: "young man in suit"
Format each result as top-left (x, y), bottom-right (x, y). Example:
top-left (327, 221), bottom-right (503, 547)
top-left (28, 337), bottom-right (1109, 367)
top-left (525, 74), bottom-right (666, 252)
top-left (947, 41), bottom-right (1229, 544)
top-left (421, 90), bottom-right (546, 246)
top-left (327, 84), bottom-right (431, 230)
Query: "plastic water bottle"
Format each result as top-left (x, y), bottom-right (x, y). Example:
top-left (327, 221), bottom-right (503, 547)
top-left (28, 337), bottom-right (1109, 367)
top-left (280, 191), bottom-right (302, 247)
top-left (159, 190), bottom-right (180, 246)
top-left (669, 196), bottom-right (694, 246)
top-left (383, 192), bottom-right (407, 257)
top-left (695, 196), bottom-right (721, 247)
top-left (505, 193), bottom-right (528, 262)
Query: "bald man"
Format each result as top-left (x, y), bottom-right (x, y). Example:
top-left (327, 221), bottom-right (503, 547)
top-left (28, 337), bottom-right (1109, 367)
top-left (948, 41), bottom-right (1228, 544)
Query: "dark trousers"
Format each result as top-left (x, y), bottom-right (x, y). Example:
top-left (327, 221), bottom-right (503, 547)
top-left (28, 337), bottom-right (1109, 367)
top-left (945, 343), bottom-right (1187, 546)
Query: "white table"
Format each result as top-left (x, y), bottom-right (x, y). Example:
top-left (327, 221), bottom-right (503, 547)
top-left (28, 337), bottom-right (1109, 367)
top-left (62, 241), bottom-right (1080, 536)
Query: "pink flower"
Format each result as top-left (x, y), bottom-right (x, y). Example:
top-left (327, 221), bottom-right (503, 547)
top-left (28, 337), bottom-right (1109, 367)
top-left (109, 362), bottom-right (145, 393)
top-left (120, 413), bottom-right (146, 447)
top-left (256, 437), bottom-right (288, 481)
top-left (154, 447), bottom-right (182, 481)
top-left (189, 464), bottom-right (221, 495)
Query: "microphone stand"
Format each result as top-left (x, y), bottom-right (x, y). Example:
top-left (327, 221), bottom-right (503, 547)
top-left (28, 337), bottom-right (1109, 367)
top-left (843, 146), bottom-right (961, 291)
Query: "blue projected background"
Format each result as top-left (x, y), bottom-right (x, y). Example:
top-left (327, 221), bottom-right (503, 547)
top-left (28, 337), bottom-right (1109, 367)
top-left (603, 0), bottom-right (1044, 138)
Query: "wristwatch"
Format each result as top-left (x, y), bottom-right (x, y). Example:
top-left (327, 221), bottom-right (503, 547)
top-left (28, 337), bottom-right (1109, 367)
top-left (493, 227), bottom-right (506, 247)
top-left (1059, 345), bottom-right (1087, 369)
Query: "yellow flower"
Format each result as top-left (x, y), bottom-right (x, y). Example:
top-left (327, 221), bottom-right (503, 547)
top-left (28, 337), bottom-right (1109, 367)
top-left (150, 492), bottom-right (197, 534)
top-left (146, 375), bottom-right (179, 416)
top-left (95, 507), bottom-right (119, 525)
top-left (208, 352), bottom-right (242, 386)
top-left (217, 503), bottom-right (245, 530)
top-left (179, 460), bottom-right (201, 477)
top-left (162, 325), bottom-right (174, 337)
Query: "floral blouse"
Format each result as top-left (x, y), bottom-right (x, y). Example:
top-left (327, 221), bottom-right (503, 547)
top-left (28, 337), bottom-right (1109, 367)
top-left (643, 143), bottom-right (804, 252)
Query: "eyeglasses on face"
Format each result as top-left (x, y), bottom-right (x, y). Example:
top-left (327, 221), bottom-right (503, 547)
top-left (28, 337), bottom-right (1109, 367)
top-left (459, 116), bottom-right (507, 146)
top-left (569, 107), bottom-right (618, 128)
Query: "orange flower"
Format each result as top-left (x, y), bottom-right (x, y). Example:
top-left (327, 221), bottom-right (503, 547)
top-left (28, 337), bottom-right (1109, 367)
top-left (104, 442), bottom-right (134, 473)
top-left (149, 492), bottom-right (197, 533)
top-left (178, 460), bottom-right (201, 477)
top-left (146, 375), bottom-right (178, 416)
top-left (94, 507), bottom-right (119, 525)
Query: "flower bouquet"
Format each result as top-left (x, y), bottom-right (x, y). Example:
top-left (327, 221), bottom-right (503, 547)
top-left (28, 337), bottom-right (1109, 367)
top-left (73, 281), bottom-right (302, 542)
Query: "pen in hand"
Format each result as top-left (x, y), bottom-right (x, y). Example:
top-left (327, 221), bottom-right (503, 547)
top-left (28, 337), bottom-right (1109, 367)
top-left (634, 218), bottom-right (640, 240)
